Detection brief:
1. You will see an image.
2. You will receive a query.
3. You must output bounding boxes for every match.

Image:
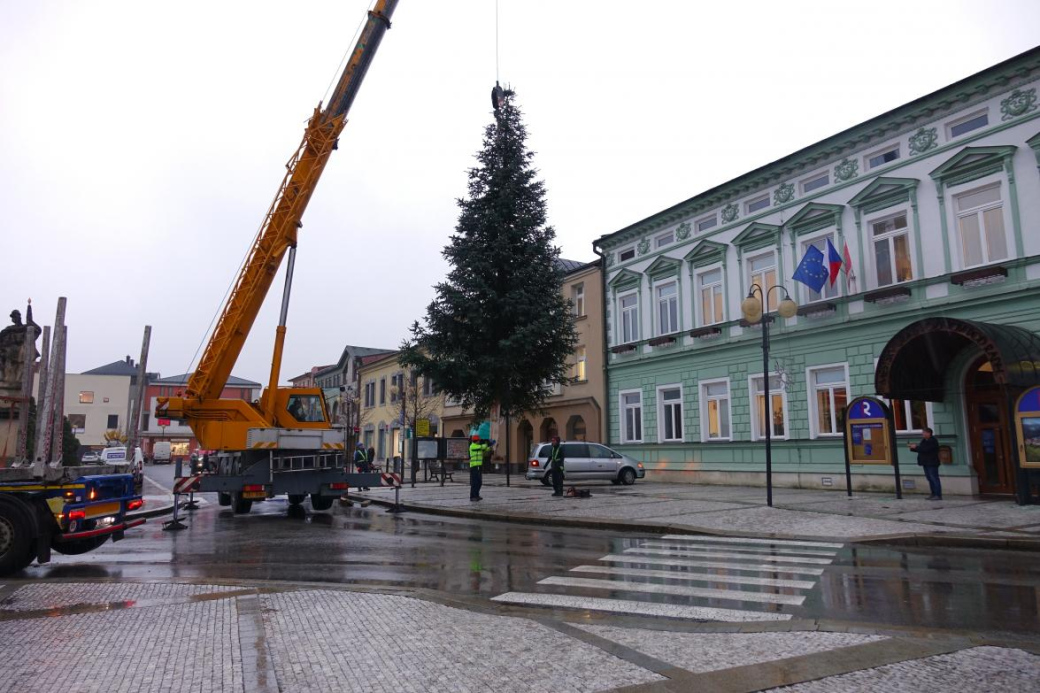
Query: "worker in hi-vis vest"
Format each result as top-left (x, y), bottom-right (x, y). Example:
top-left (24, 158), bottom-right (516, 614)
top-left (548, 436), bottom-right (566, 497)
top-left (469, 435), bottom-right (492, 502)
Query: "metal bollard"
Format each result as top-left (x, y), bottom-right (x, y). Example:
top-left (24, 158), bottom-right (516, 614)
top-left (163, 458), bottom-right (187, 531)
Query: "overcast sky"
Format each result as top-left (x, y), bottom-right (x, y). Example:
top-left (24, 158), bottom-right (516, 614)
top-left (2, 1), bottom-right (1037, 384)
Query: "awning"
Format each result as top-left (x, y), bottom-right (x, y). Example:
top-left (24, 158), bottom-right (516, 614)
top-left (875, 317), bottom-right (1040, 401)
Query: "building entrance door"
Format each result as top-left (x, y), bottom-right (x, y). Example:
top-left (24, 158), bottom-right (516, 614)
top-left (965, 359), bottom-right (1015, 495)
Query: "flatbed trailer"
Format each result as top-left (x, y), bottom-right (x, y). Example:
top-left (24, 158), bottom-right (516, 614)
top-left (0, 464), bottom-right (144, 576)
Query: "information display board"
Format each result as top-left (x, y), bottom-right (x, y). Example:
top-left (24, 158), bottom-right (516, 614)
top-left (416, 438), bottom-right (439, 460)
top-left (1015, 386), bottom-right (1040, 469)
top-left (416, 418), bottom-right (430, 437)
top-left (445, 437), bottom-right (471, 461)
top-left (843, 396), bottom-right (902, 499)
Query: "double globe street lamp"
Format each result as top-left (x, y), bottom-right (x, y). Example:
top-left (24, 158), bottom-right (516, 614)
top-left (740, 284), bottom-right (797, 508)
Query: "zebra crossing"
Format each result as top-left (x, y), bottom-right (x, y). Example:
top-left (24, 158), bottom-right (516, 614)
top-left (491, 533), bottom-right (843, 623)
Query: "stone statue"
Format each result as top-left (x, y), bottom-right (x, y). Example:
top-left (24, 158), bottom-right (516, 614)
top-left (0, 307), bottom-right (40, 392)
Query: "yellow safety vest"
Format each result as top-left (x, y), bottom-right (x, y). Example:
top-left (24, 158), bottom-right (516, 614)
top-left (469, 442), bottom-right (490, 468)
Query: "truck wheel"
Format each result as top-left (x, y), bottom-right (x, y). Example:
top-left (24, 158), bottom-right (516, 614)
top-left (232, 493), bottom-right (253, 514)
top-left (0, 497), bottom-right (34, 576)
top-left (52, 535), bottom-right (110, 555)
top-left (310, 494), bottom-right (334, 511)
top-left (619, 468), bottom-right (636, 486)
top-left (287, 494), bottom-right (306, 506)
top-left (218, 492), bottom-right (232, 507)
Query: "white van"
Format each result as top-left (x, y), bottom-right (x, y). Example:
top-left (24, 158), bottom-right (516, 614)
top-left (98, 447), bottom-right (129, 465)
top-left (153, 441), bottom-right (172, 464)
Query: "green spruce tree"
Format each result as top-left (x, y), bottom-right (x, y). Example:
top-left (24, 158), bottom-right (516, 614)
top-left (401, 88), bottom-right (577, 421)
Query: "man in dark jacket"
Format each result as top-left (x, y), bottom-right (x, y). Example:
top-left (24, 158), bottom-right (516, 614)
top-left (909, 427), bottom-right (942, 500)
top-left (548, 436), bottom-right (565, 497)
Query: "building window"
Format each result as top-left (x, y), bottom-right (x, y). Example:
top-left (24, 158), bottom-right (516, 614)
top-left (573, 284), bottom-right (585, 317)
top-left (107, 414), bottom-right (119, 429)
top-left (379, 378), bottom-right (386, 405)
top-left (657, 386), bottom-right (684, 442)
top-left (365, 382), bottom-right (376, 407)
top-left (619, 292), bottom-right (640, 343)
top-left (656, 282), bottom-right (679, 335)
top-left (572, 346), bottom-right (587, 382)
top-left (947, 110), bottom-right (988, 139)
top-left (390, 374), bottom-right (401, 403)
top-left (68, 413), bottom-right (86, 433)
top-left (697, 215), bottom-right (718, 233)
top-left (890, 398), bottom-right (929, 433)
top-left (746, 195), bottom-right (769, 214)
top-left (620, 390), bottom-right (643, 443)
top-left (955, 184), bottom-right (1008, 268)
top-left (697, 268), bottom-right (724, 326)
top-left (422, 377), bottom-right (436, 397)
top-left (142, 414), bottom-right (149, 431)
top-left (801, 172), bottom-right (829, 194)
top-left (866, 145), bottom-right (900, 170)
top-left (870, 212), bottom-right (913, 287)
top-left (655, 231), bottom-right (674, 248)
top-left (700, 379), bottom-right (731, 441)
top-left (750, 375), bottom-right (786, 440)
top-left (746, 252), bottom-right (778, 311)
top-left (619, 246), bottom-right (636, 262)
top-left (809, 365), bottom-right (848, 437)
top-left (801, 235), bottom-right (839, 302)
top-left (79, 391), bottom-right (94, 404)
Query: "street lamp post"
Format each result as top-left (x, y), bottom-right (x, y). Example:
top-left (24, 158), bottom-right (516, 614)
top-left (740, 284), bottom-right (798, 508)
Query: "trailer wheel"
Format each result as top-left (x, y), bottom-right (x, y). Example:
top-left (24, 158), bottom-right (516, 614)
top-left (52, 535), bottom-right (110, 555)
top-left (218, 492), bottom-right (232, 507)
top-left (287, 494), bottom-right (306, 506)
top-left (231, 493), bottom-right (253, 514)
top-left (309, 494), bottom-right (334, 511)
top-left (0, 497), bottom-right (35, 576)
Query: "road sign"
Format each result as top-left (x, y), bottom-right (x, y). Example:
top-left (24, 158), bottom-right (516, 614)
top-left (173, 475), bottom-right (201, 494)
top-left (157, 418), bottom-right (171, 427)
top-left (416, 418), bottom-right (430, 437)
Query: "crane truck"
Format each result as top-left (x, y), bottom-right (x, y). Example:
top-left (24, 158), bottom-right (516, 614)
top-left (156, 1), bottom-right (399, 514)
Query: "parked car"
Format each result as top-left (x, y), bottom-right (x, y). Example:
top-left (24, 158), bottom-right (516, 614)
top-left (525, 441), bottom-right (645, 486)
top-left (80, 452), bottom-right (100, 463)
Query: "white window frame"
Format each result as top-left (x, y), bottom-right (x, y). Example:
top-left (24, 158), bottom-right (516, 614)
top-left (699, 378), bottom-right (732, 442)
top-left (949, 175), bottom-right (1013, 270)
top-left (748, 373), bottom-right (789, 441)
top-left (745, 250), bottom-right (779, 312)
top-left (806, 363), bottom-right (851, 439)
top-left (865, 207), bottom-right (914, 289)
top-left (864, 144), bottom-right (900, 170)
top-left (573, 346), bottom-right (587, 382)
top-left (656, 384), bottom-right (685, 443)
top-left (573, 283), bottom-right (585, 317)
top-left (872, 358), bottom-right (933, 433)
top-left (800, 171), bottom-right (829, 194)
top-left (696, 215), bottom-right (718, 234)
top-left (654, 279), bottom-right (680, 336)
top-left (619, 389), bottom-right (644, 443)
top-left (799, 230), bottom-right (842, 304)
top-left (946, 109), bottom-right (989, 139)
top-left (695, 264), bottom-right (725, 327)
top-left (618, 245), bottom-right (636, 263)
top-left (655, 231), bottom-right (674, 248)
top-left (746, 194), bottom-right (770, 214)
top-left (617, 290), bottom-right (640, 344)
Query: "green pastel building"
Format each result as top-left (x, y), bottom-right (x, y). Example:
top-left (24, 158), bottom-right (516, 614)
top-left (594, 47), bottom-right (1040, 502)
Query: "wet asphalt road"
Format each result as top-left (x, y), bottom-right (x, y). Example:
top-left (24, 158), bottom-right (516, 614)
top-left (23, 466), bottom-right (1040, 635)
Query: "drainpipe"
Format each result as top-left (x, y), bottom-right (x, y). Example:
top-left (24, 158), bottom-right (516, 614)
top-left (592, 244), bottom-right (610, 445)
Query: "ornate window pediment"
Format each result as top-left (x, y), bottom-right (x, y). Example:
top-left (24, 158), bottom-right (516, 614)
top-left (684, 240), bottom-right (727, 268)
top-left (930, 146), bottom-right (1016, 189)
top-left (732, 222), bottom-right (781, 253)
top-left (848, 177), bottom-right (919, 215)
top-left (608, 268), bottom-right (641, 290)
top-left (645, 255), bottom-right (682, 280)
top-left (786, 203), bottom-right (843, 236)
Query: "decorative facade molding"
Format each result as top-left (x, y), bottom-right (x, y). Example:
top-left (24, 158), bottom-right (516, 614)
top-left (732, 222), bottom-right (782, 253)
top-left (675, 221), bottom-right (692, 241)
top-left (721, 203), bottom-right (739, 223)
top-left (929, 146), bottom-right (1017, 189)
top-left (834, 158), bottom-right (859, 182)
top-left (773, 182), bottom-right (795, 205)
top-left (908, 126), bottom-right (938, 156)
top-left (684, 240), bottom-right (728, 268)
top-left (637, 237), bottom-right (651, 255)
top-left (786, 203), bottom-right (844, 237)
top-left (1001, 88), bottom-right (1037, 121)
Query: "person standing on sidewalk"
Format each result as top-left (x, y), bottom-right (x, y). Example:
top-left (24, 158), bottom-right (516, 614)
top-left (909, 427), bottom-right (942, 500)
top-left (469, 435), bottom-right (491, 501)
top-left (548, 436), bottom-right (565, 497)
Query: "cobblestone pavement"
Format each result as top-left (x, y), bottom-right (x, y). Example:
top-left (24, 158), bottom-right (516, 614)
top-left (355, 480), bottom-right (1040, 543)
top-left (0, 579), bottom-right (1037, 692)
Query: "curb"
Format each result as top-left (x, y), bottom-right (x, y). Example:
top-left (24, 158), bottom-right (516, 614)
top-left (353, 494), bottom-right (1040, 552)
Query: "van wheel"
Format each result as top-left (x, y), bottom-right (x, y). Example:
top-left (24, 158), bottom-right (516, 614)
top-left (540, 474), bottom-right (552, 487)
top-left (218, 492), bottom-right (231, 507)
top-left (310, 494), bottom-right (334, 511)
top-left (0, 497), bottom-right (34, 575)
top-left (619, 468), bottom-right (636, 486)
top-left (232, 493), bottom-right (253, 514)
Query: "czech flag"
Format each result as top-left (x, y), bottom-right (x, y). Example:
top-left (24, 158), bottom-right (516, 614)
top-left (826, 238), bottom-right (843, 287)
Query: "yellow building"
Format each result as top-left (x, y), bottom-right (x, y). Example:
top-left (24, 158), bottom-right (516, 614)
top-left (356, 351), bottom-right (444, 465)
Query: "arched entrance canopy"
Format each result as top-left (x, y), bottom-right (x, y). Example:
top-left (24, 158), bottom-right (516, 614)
top-left (876, 318), bottom-right (1040, 401)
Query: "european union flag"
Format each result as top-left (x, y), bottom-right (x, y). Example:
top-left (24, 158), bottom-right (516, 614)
top-left (792, 245), bottom-right (829, 293)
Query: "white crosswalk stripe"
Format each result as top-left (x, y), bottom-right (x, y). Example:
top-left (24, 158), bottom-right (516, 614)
top-left (491, 536), bottom-right (843, 623)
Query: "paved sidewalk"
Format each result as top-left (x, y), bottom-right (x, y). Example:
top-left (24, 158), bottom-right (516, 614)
top-left (1, 579), bottom-right (1037, 692)
top-left (353, 478), bottom-right (1040, 547)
